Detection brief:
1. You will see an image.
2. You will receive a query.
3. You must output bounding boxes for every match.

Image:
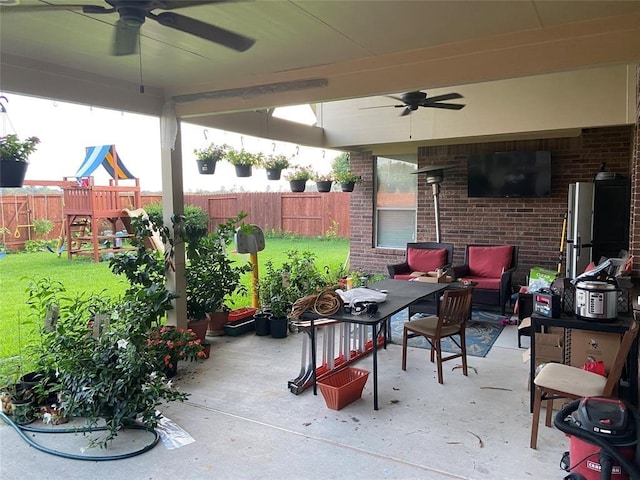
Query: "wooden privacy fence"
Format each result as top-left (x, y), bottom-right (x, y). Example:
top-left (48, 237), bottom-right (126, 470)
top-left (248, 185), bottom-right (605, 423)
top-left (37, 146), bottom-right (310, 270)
top-left (1, 192), bottom-right (350, 251)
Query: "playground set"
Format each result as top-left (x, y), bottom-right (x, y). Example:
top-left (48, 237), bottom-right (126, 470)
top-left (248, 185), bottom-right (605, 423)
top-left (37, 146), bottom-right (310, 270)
top-left (2, 145), bottom-right (143, 262)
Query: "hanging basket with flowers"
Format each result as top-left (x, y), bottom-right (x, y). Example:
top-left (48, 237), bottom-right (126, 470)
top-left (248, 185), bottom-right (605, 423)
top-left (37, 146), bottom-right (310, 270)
top-left (0, 134), bottom-right (40, 187)
top-left (194, 143), bottom-right (228, 175)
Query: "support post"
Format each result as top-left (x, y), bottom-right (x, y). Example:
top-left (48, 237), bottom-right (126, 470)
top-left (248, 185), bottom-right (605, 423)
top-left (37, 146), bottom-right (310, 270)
top-left (161, 123), bottom-right (187, 329)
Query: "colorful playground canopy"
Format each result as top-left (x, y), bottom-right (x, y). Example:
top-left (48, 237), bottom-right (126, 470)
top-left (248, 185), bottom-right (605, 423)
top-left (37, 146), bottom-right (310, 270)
top-left (75, 145), bottom-right (136, 180)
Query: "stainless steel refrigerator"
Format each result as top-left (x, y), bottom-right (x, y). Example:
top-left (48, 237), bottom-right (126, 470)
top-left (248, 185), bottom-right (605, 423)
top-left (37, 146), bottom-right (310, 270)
top-left (566, 182), bottom-right (594, 279)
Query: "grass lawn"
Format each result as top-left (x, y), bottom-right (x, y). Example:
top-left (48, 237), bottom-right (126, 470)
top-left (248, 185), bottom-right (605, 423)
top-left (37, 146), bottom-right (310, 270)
top-left (0, 236), bottom-right (349, 359)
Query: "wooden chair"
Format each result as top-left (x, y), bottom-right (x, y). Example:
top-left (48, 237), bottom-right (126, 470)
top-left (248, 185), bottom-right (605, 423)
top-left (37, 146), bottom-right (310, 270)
top-left (529, 319), bottom-right (639, 449)
top-left (401, 287), bottom-right (474, 384)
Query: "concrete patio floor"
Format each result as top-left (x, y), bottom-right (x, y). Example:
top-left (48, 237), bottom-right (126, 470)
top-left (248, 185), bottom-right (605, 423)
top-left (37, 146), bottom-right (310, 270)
top-left (0, 318), bottom-right (568, 480)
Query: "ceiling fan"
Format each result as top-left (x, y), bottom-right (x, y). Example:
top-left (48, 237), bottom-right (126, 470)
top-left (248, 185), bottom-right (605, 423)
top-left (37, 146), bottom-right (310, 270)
top-left (1, 0), bottom-right (256, 56)
top-left (364, 90), bottom-right (465, 116)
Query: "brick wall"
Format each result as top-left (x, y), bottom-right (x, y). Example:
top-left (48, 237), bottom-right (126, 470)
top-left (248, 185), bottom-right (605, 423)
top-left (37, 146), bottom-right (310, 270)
top-left (349, 126), bottom-right (635, 286)
top-left (631, 66), bottom-right (640, 277)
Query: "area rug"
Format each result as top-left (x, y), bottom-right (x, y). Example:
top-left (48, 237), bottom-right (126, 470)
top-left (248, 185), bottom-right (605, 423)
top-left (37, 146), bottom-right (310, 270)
top-left (389, 309), bottom-right (508, 358)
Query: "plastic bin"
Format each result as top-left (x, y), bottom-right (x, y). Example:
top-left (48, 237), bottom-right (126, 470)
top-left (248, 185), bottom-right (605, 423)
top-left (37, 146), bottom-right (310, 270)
top-left (317, 367), bottom-right (369, 410)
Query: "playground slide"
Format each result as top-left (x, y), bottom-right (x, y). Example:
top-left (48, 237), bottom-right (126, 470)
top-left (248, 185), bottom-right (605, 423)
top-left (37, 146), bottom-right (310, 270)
top-left (121, 208), bottom-right (165, 255)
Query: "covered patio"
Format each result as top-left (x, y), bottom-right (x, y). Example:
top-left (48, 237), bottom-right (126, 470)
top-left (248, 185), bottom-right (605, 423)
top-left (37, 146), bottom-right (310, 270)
top-left (0, 324), bottom-right (567, 479)
top-left (1, 2), bottom-right (639, 477)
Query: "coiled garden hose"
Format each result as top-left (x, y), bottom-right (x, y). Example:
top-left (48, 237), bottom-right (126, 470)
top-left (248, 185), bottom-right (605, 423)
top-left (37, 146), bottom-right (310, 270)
top-left (0, 410), bottom-right (160, 461)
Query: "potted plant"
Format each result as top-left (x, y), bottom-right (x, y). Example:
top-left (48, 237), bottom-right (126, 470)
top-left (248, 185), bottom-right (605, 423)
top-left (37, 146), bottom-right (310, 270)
top-left (0, 134), bottom-right (40, 187)
top-left (225, 147), bottom-right (261, 177)
top-left (285, 166), bottom-right (313, 192)
top-left (258, 259), bottom-right (292, 338)
top-left (258, 250), bottom-right (329, 338)
top-left (330, 152), bottom-right (362, 192)
top-left (194, 143), bottom-right (228, 175)
top-left (24, 274), bottom-right (204, 448)
top-left (312, 171), bottom-right (334, 192)
top-left (0, 357), bottom-right (36, 425)
top-left (260, 153), bottom-right (291, 180)
top-left (185, 214), bottom-right (252, 336)
top-left (335, 171), bottom-right (363, 192)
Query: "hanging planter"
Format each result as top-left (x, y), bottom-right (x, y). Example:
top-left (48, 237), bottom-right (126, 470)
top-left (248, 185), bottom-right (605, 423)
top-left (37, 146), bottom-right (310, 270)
top-left (194, 143), bottom-right (227, 175)
top-left (336, 173), bottom-right (362, 193)
top-left (226, 147), bottom-right (260, 178)
top-left (289, 179), bottom-right (307, 192)
top-left (266, 168), bottom-right (283, 180)
top-left (285, 166), bottom-right (312, 193)
top-left (316, 181), bottom-right (332, 192)
top-left (260, 154), bottom-right (291, 181)
top-left (340, 182), bottom-right (355, 192)
top-left (0, 134), bottom-right (40, 188)
top-left (0, 160), bottom-right (29, 187)
top-left (196, 158), bottom-right (217, 174)
top-left (234, 164), bottom-right (253, 177)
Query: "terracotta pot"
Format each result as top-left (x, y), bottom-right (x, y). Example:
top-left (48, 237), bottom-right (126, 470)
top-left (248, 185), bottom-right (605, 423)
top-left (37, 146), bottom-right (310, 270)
top-left (187, 318), bottom-right (208, 342)
top-left (201, 343), bottom-right (211, 359)
top-left (207, 310), bottom-right (229, 337)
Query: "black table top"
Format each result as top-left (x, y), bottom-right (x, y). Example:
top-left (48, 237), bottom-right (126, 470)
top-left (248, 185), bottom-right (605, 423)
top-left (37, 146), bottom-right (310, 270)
top-left (303, 280), bottom-right (449, 326)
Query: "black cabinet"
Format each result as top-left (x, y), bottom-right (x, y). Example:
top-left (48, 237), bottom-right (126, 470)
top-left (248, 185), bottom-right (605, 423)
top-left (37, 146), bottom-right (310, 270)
top-left (592, 178), bottom-right (630, 262)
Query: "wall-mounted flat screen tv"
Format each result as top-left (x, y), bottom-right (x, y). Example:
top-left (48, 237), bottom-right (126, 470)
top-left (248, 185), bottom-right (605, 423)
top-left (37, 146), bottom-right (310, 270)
top-left (467, 151), bottom-right (552, 198)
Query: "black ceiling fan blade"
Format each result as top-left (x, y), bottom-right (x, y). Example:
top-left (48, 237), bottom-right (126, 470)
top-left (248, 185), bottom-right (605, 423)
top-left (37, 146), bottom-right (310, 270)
top-left (423, 102), bottom-right (466, 110)
top-left (152, 11), bottom-right (255, 52)
top-left (112, 20), bottom-right (140, 56)
top-left (400, 107), bottom-right (412, 117)
top-left (0, 3), bottom-right (98, 12)
top-left (155, 0), bottom-right (229, 10)
top-left (423, 92), bottom-right (463, 103)
top-left (385, 95), bottom-right (405, 103)
top-left (359, 104), bottom-right (400, 110)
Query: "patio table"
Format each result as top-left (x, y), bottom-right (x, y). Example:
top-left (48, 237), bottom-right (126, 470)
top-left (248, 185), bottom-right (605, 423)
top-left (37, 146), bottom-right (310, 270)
top-left (297, 279), bottom-right (449, 410)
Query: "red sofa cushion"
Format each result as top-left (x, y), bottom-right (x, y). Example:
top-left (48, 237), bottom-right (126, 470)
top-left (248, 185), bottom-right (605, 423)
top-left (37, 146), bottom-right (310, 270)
top-left (468, 245), bottom-right (513, 278)
top-left (461, 276), bottom-right (501, 290)
top-left (407, 248), bottom-right (447, 273)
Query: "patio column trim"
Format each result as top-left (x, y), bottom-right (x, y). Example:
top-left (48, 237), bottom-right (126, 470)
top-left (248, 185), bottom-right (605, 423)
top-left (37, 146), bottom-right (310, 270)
top-left (161, 122), bottom-right (187, 329)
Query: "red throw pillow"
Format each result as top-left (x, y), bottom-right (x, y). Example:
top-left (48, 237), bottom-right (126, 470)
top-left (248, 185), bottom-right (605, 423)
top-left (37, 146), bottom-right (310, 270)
top-left (407, 248), bottom-right (447, 273)
top-left (468, 246), bottom-right (513, 278)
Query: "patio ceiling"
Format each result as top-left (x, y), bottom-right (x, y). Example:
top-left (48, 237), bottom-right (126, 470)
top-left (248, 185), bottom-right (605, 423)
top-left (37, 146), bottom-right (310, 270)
top-left (1, 0), bottom-right (639, 138)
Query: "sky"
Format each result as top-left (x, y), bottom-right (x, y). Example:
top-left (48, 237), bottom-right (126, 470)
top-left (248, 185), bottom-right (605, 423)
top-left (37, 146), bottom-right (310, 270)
top-left (0, 93), bottom-right (340, 192)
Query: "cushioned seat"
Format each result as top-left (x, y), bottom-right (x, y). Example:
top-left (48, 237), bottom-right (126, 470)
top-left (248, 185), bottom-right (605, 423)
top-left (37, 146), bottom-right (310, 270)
top-left (452, 244), bottom-right (518, 315)
top-left (530, 319), bottom-right (638, 449)
top-left (387, 242), bottom-right (454, 280)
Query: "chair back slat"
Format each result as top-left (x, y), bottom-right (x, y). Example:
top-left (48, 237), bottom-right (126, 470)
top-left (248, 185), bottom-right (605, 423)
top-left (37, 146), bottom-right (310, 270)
top-left (438, 288), bottom-right (474, 332)
top-left (603, 318), bottom-right (639, 396)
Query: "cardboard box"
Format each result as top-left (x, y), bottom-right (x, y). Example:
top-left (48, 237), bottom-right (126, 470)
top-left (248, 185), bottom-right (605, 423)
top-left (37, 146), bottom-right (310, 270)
top-left (414, 272), bottom-right (453, 283)
top-left (569, 330), bottom-right (621, 374)
top-left (524, 332), bottom-right (565, 409)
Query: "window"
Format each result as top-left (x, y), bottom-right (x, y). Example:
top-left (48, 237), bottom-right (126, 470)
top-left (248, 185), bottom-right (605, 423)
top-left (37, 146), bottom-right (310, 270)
top-left (375, 156), bottom-right (417, 248)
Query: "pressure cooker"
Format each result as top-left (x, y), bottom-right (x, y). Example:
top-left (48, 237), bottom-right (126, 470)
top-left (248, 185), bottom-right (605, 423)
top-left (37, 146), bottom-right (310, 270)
top-left (575, 280), bottom-right (619, 321)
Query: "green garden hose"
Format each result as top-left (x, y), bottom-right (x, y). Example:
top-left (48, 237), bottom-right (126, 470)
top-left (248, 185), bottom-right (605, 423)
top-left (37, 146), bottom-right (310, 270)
top-left (0, 410), bottom-right (160, 461)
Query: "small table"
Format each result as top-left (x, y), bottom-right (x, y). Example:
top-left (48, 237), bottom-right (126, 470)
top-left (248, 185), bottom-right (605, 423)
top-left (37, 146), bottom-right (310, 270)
top-left (529, 312), bottom-right (638, 412)
top-left (304, 279), bottom-right (449, 410)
